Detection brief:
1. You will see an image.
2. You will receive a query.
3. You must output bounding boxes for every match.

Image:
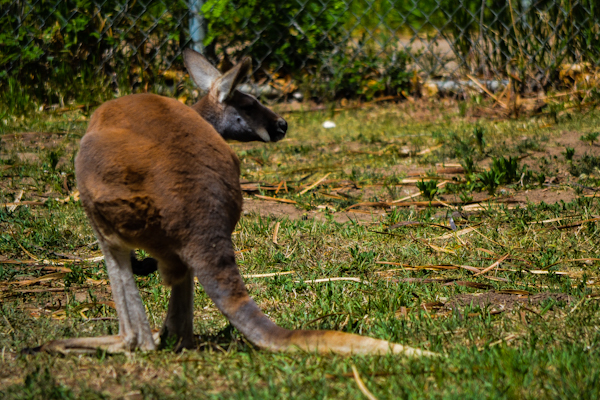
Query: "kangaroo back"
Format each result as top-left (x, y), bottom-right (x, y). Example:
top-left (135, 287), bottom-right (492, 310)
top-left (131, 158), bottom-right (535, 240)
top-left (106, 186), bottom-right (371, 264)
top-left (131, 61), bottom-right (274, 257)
top-left (35, 49), bottom-right (436, 358)
top-left (78, 96), bottom-right (242, 287)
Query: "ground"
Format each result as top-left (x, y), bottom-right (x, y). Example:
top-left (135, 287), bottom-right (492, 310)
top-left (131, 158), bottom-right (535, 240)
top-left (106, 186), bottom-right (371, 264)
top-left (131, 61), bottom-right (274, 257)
top-left (0, 98), bottom-right (599, 399)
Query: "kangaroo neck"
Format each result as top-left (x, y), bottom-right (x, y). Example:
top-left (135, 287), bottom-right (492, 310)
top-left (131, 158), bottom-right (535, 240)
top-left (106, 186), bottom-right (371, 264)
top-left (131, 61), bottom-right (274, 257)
top-left (191, 95), bottom-right (221, 132)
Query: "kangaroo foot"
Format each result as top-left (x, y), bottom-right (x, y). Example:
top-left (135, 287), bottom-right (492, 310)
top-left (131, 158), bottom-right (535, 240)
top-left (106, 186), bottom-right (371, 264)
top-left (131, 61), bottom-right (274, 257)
top-left (24, 332), bottom-right (161, 355)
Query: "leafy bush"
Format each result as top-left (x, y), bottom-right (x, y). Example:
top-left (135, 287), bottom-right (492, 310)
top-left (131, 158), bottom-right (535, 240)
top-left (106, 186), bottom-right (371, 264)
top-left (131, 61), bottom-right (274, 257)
top-left (347, 0), bottom-right (449, 32)
top-left (474, 156), bottom-right (526, 195)
top-left (0, 0), bottom-right (189, 107)
top-left (460, 155), bottom-right (476, 175)
top-left (201, 0), bottom-right (347, 74)
top-left (310, 38), bottom-right (411, 101)
top-left (202, 1), bottom-right (411, 100)
top-left (441, 0), bottom-right (600, 90)
top-left (473, 126), bottom-right (485, 153)
top-left (5, 0), bottom-right (596, 108)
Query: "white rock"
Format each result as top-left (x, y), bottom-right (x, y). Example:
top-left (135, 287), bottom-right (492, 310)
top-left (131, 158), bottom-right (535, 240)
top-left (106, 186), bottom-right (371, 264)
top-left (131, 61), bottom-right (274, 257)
top-left (322, 121), bottom-right (336, 129)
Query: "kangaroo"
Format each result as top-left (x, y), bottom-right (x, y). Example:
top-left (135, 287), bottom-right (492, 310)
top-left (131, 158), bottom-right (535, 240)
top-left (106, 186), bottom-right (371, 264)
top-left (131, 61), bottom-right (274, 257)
top-left (37, 49), bottom-right (437, 357)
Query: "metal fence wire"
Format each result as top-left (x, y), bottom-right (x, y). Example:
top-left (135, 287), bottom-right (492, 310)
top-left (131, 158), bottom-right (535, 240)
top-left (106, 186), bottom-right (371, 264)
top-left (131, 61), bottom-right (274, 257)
top-left (1, 0), bottom-right (599, 103)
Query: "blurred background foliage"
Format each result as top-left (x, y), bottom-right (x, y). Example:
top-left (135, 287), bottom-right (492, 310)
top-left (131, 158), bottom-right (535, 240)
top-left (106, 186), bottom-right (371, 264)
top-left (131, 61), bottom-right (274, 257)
top-left (1, 0), bottom-right (599, 114)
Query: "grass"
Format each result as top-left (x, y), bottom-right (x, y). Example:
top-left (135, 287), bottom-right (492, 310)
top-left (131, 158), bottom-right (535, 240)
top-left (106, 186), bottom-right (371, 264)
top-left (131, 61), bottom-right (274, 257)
top-left (0, 99), bottom-right (600, 398)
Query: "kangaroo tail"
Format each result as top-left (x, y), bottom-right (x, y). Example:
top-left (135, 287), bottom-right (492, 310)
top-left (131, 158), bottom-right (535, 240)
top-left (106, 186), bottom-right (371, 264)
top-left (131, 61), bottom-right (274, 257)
top-left (193, 250), bottom-right (438, 357)
top-left (224, 298), bottom-right (437, 356)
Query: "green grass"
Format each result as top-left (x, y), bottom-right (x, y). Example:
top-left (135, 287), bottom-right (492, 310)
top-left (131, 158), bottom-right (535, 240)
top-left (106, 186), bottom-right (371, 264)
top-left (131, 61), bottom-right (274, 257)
top-left (0, 102), bottom-right (599, 398)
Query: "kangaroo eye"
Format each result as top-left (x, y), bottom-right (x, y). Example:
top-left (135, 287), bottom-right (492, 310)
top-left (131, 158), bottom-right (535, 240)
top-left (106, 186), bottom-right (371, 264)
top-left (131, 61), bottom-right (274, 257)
top-left (236, 117), bottom-right (242, 123)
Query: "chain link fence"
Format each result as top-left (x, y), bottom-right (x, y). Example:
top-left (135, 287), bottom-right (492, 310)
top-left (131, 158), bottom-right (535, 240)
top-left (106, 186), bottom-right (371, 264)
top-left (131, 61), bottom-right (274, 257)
top-left (1, 0), bottom-right (599, 106)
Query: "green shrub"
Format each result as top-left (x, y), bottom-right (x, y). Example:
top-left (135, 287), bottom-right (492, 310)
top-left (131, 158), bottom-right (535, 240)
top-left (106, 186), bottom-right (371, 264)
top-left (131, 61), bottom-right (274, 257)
top-left (202, 1), bottom-right (411, 100)
top-left (460, 155), bottom-right (476, 175)
top-left (569, 154), bottom-right (600, 177)
top-left (491, 156), bottom-right (521, 185)
top-left (309, 38), bottom-right (411, 101)
top-left (416, 179), bottom-right (439, 201)
top-left (473, 126), bottom-right (485, 153)
top-left (580, 132), bottom-right (600, 146)
top-left (441, 0), bottom-right (600, 89)
top-left (563, 147), bottom-right (575, 161)
top-left (0, 0), bottom-right (189, 107)
top-left (201, 0), bottom-right (347, 74)
top-left (478, 169), bottom-right (502, 195)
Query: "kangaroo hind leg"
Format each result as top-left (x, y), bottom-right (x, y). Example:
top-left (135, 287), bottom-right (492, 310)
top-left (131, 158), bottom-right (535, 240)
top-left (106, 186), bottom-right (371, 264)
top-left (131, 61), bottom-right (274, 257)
top-left (160, 269), bottom-right (195, 351)
top-left (40, 241), bottom-right (157, 354)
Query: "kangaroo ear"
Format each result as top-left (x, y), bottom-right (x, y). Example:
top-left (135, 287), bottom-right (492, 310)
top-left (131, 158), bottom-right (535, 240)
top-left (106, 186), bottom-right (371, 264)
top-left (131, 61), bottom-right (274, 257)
top-left (183, 48), bottom-right (222, 92)
top-left (214, 57), bottom-right (252, 103)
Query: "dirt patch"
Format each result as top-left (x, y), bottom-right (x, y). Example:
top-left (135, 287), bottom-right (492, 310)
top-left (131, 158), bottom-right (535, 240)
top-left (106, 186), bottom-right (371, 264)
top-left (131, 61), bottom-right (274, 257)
top-left (16, 152), bottom-right (40, 163)
top-left (1, 131), bottom-right (78, 152)
top-left (551, 130), bottom-right (600, 158)
top-left (0, 131), bottom-right (79, 171)
top-left (507, 188), bottom-right (577, 204)
top-left (521, 130), bottom-right (600, 174)
top-left (242, 197), bottom-right (304, 220)
top-left (445, 291), bottom-right (573, 313)
top-left (242, 197), bottom-right (386, 224)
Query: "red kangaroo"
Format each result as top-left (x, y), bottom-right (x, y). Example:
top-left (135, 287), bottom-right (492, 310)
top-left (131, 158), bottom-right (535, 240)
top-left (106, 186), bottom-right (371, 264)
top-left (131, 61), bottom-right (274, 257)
top-left (38, 49), bottom-right (436, 357)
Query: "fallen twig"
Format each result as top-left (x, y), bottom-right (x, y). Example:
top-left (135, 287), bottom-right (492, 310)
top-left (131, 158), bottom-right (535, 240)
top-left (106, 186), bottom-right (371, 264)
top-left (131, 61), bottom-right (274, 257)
top-left (474, 254), bottom-right (510, 277)
top-left (243, 271), bottom-right (295, 278)
top-left (299, 173), bottom-right (331, 195)
top-left (435, 224), bottom-right (481, 240)
top-left (467, 74), bottom-right (508, 109)
top-left (7, 190), bottom-right (24, 212)
top-left (272, 221), bottom-right (280, 244)
top-left (296, 277), bottom-right (368, 284)
top-left (352, 365), bottom-right (379, 400)
top-left (254, 195), bottom-right (298, 204)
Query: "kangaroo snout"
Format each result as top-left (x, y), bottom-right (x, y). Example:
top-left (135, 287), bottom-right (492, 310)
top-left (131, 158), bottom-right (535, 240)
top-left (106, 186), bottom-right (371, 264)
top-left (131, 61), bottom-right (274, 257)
top-left (277, 118), bottom-right (287, 133)
top-left (273, 118), bottom-right (288, 142)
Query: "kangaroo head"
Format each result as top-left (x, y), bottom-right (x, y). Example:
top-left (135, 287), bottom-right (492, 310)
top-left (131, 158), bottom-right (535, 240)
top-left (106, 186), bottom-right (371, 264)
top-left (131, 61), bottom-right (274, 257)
top-left (184, 49), bottom-right (287, 143)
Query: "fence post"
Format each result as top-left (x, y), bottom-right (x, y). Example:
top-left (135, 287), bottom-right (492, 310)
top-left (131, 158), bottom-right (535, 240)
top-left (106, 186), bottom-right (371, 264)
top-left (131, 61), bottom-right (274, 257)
top-left (189, 0), bottom-right (205, 54)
